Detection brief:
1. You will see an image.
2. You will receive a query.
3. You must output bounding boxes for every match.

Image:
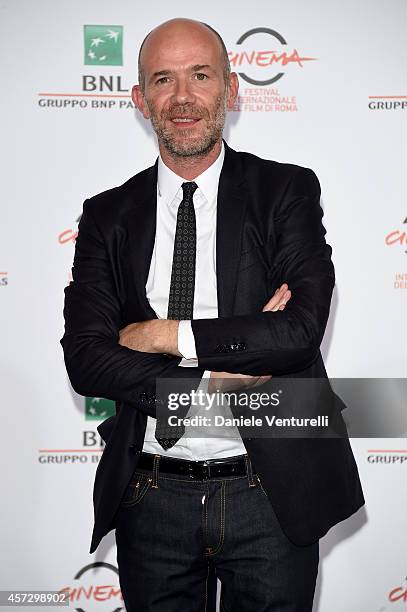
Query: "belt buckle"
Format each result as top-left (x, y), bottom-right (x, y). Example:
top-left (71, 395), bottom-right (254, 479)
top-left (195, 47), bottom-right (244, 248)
top-left (201, 461), bottom-right (211, 480)
top-left (186, 461), bottom-right (209, 480)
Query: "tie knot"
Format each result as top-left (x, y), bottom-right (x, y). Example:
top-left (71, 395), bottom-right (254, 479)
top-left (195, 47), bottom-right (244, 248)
top-left (181, 181), bottom-right (198, 201)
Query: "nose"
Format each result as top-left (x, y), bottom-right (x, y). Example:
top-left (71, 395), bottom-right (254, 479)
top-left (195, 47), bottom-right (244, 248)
top-left (171, 76), bottom-right (196, 105)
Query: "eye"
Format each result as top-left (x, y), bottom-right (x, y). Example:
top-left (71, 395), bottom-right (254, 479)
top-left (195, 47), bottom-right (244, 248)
top-left (156, 76), bottom-right (170, 85)
top-left (194, 73), bottom-right (208, 81)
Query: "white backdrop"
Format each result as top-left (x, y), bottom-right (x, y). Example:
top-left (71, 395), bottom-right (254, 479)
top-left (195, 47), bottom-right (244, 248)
top-left (1, 0), bottom-right (406, 610)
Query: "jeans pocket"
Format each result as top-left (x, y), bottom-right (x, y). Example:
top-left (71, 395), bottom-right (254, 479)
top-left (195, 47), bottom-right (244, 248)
top-left (121, 471), bottom-right (153, 508)
top-left (254, 474), bottom-right (269, 499)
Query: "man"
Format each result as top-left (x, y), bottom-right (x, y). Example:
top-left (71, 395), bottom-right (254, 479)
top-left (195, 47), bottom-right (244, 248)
top-left (60, 17), bottom-right (365, 612)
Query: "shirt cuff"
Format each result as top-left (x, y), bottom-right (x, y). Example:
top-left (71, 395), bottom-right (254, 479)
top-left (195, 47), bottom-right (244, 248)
top-left (178, 319), bottom-right (198, 361)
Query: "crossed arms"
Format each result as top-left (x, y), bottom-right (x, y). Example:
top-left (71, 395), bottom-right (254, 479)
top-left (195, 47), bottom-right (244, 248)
top-left (60, 166), bottom-right (334, 418)
top-left (118, 285), bottom-right (291, 394)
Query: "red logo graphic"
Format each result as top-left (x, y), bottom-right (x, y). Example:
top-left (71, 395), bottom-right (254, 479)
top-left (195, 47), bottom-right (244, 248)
top-left (230, 27), bottom-right (316, 86)
top-left (389, 580), bottom-right (407, 603)
top-left (60, 562), bottom-right (123, 611)
top-left (59, 215), bottom-right (81, 245)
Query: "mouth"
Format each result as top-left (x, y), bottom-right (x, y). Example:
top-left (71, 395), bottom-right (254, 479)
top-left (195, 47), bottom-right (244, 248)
top-left (170, 116), bottom-right (202, 127)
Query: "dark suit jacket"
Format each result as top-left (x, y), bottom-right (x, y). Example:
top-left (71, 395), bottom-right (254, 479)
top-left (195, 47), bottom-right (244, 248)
top-left (60, 139), bottom-right (364, 554)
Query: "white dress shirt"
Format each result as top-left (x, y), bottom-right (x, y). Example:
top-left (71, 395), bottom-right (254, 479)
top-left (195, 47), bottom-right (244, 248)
top-left (142, 141), bottom-right (247, 460)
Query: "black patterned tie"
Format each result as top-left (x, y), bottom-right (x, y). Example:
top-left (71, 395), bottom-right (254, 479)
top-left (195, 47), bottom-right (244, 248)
top-left (154, 181), bottom-right (198, 450)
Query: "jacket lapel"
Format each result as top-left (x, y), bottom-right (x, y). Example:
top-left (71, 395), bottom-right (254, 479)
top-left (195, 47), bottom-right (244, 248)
top-left (216, 141), bottom-right (249, 317)
top-left (125, 162), bottom-right (160, 320)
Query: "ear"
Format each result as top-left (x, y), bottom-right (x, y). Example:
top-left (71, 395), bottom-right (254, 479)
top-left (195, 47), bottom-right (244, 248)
top-left (132, 84), bottom-right (150, 119)
top-left (226, 72), bottom-right (239, 110)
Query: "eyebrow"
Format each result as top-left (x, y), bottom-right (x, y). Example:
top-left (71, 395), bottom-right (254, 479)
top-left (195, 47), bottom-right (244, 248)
top-left (149, 64), bottom-right (216, 83)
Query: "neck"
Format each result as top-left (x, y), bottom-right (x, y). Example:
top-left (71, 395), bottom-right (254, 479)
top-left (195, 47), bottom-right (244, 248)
top-left (158, 139), bottom-right (222, 180)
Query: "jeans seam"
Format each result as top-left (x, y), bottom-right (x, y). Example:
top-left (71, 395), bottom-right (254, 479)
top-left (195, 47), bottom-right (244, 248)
top-left (203, 560), bottom-right (210, 612)
top-left (205, 481), bottom-right (226, 556)
top-left (152, 454), bottom-right (160, 488)
top-left (202, 482), bottom-right (210, 554)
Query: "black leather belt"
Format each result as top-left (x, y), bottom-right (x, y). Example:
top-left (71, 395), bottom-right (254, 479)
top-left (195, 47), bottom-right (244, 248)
top-left (136, 452), bottom-right (254, 480)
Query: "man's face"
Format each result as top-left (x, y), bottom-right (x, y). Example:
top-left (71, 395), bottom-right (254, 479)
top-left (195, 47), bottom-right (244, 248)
top-left (133, 24), bottom-right (237, 157)
top-left (146, 86), bottom-right (227, 158)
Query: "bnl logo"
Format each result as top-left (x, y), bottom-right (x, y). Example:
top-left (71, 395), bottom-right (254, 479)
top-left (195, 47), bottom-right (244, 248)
top-left (84, 25), bottom-right (123, 66)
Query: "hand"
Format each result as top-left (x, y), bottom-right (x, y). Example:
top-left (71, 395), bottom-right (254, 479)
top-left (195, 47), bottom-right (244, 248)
top-left (208, 283), bottom-right (291, 393)
top-left (208, 371), bottom-right (272, 394)
top-left (118, 319), bottom-right (181, 356)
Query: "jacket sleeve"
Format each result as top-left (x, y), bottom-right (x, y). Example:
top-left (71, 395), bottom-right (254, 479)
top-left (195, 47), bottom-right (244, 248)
top-left (60, 198), bottom-right (205, 419)
top-left (190, 167), bottom-right (335, 376)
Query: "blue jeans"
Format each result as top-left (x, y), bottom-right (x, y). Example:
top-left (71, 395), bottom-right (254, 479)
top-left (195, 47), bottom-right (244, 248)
top-left (115, 454), bottom-right (319, 611)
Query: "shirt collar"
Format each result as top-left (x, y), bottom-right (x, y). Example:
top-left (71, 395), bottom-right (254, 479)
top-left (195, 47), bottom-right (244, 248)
top-left (157, 140), bottom-right (225, 208)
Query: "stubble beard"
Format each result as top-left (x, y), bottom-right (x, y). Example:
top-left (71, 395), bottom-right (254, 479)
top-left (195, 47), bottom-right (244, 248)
top-left (145, 93), bottom-right (227, 158)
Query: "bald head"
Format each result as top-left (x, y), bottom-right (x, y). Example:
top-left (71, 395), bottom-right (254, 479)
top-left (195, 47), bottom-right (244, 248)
top-left (132, 17), bottom-right (239, 163)
top-left (137, 18), bottom-right (230, 93)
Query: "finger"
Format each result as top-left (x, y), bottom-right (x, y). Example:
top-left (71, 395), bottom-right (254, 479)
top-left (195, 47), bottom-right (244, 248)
top-left (270, 288), bottom-right (291, 312)
top-left (263, 286), bottom-right (290, 312)
top-left (261, 287), bottom-right (285, 312)
top-left (277, 290), bottom-right (291, 311)
top-left (267, 284), bottom-right (288, 306)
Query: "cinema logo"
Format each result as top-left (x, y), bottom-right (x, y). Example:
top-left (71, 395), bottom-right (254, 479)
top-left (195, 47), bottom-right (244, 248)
top-left (229, 27), bottom-right (317, 113)
top-left (58, 214), bottom-right (81, 284)
top-left (388, 576), bottom-right (407, 603)
top-left (59, 562), bottom-right (123, 611)
top-left (230, 28), bottom-right (315, 86)
top-left (368, 95), bottom-right (407, 111)
top-left (385, 218), bottom-right (407, 252)
top-left (385, 217), bottom-right (407, 289)
top-left (58, 214), bottom-right (82, 246)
